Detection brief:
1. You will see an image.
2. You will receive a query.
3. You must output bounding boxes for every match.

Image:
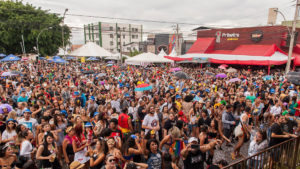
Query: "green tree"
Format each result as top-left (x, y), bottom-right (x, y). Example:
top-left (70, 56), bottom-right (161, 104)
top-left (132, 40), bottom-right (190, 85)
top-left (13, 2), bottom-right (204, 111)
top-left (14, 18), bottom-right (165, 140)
top-left (129, 49), bottom-right (142, 57)
top-left (0, 1), bottom-right (71, 56)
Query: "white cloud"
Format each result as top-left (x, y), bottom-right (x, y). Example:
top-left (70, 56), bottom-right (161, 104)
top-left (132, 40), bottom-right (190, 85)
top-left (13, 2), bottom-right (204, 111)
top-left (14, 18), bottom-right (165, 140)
top-left (23, 0), bottom-right (295, 44)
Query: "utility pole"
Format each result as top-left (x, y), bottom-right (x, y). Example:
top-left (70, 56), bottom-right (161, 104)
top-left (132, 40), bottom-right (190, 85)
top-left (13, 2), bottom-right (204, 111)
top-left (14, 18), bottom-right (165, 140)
top-left (286, 0), bottom-right (299, 74)
top-left (176, 24), bottom-right (179, 55)
top-left (119, 30), bottom-right (123, 65)
top-left (62, 8), bottom-right (68, 58)
top-left (21, 35), bottom-right (26, 56)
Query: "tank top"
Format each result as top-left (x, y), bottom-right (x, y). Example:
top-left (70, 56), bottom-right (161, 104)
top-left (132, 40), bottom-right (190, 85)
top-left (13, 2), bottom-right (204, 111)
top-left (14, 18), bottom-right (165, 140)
top-left (118, 113), bottom-right (129, 130)
top-left (90, 154), bottom-right (104, 169)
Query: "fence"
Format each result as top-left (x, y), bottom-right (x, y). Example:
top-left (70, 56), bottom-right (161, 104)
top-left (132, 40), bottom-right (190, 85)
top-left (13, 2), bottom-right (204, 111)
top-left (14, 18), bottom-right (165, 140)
top-left (223, 136), bottom-right (300, 169)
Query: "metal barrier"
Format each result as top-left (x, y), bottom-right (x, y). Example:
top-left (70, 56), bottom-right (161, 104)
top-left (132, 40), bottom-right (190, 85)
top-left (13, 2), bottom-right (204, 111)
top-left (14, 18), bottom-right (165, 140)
top-left (223, 136), bottom-right (300, 169)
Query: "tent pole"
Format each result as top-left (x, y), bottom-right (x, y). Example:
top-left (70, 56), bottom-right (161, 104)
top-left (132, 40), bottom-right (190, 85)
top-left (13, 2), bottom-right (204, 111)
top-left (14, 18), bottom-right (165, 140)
top-left (201, 63), bottom-right (202, 69)
top-left (268, 65), bottom-right (270, 75)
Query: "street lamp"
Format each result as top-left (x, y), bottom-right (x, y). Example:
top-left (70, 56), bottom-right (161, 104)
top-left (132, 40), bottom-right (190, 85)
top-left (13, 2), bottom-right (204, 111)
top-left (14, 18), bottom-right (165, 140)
top-left (274, 7), bottom-right (298, 74)
top-left (36, 27), bottom-right (52, 57)
top-left (62, 8), bottom-right (68, 57)
top-left (274, 9), bottom-right (291, 36)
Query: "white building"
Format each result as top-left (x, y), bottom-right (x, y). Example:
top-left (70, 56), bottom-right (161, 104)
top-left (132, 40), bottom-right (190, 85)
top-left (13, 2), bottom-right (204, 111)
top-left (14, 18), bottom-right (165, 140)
top-left (84, 22), bottom-right (143, 53)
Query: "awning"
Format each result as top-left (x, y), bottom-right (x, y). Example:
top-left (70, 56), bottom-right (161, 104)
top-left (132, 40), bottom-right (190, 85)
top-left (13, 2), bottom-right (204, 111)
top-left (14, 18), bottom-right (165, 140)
top-left (187, 38), bottom-right (215, 53)
top-left (209, 52), bottom-right (288, 65)
top-left (230, 44), bottom-right (286, 56)
top-left (294, 53), bottom-right (300, 66)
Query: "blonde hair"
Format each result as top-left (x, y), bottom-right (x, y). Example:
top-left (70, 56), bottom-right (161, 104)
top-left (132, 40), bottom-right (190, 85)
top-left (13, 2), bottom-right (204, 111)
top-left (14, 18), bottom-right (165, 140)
top-left (7, 110), bottom-right (17, 120)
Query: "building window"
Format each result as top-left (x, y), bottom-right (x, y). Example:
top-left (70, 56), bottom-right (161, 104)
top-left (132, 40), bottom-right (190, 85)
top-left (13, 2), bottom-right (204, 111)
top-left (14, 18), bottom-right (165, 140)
top-left (123, 27), bottom-right (126, 31)
top-left (110, 34), bottom-right (113, 38)
top-left (110, 49), bottom-right (114, 52)
top-left (132, 28), bottom-right (134, 32)
top-left (135, 28), bottom-right (138, 32)
top-left (117, 34), bottom-right (120, 38)
top-left (123, 42), bottom-right (125, 45)
top-left (117, 27), bottom-right (120, 31)
top-left (123, 35), bottom-right (125, 39)
top-left (132, 35), bottom-right (135, 39)
top-left (109, 26), bottom-right (113, 31)
top-left (127, 47), bottom-right (131, 50)
top-left (110, 41), bottom-right (113, 46)
top-left (118, 42), bottom-right (121, 45)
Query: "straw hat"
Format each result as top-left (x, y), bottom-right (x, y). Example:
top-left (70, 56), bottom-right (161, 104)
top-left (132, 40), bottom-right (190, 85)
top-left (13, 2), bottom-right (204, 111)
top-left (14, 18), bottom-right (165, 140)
top-left (70, 161), bottom-right (85, 169)
top-left (66, 126), bottom-right (74, 133)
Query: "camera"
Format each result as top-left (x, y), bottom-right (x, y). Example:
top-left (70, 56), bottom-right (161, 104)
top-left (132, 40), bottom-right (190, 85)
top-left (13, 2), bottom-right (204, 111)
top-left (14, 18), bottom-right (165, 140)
top-left (191, 144), bottom-right (199, 149)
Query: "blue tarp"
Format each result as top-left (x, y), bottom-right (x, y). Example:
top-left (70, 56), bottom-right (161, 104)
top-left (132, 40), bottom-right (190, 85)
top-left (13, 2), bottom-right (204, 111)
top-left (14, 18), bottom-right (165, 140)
top-left (0, 54), bottom-right (20, 62)
top-left (87, 57), bottom-right (99, 61)
top-left (0, 54), bottom-right (6, 57)
top-left (51, 56), bottom-right (68, 63)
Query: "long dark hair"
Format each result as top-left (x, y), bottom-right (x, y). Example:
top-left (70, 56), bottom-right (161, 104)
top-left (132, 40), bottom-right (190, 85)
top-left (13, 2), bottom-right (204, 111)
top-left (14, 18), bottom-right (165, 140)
top-left (122, 136), bottom-right (136, 155)
top-left (146, 139), bottom-right (159, 154)
top-left (74, 124), bottom-right (83, 138)
top-left (163, 152), bottom-right (173, 169)
top-left (0, 144), bottom-right (9, 157)
top-left (103, 137), bottom-right (116, 155)
top-left (43, 131), bottom-right (55, 148)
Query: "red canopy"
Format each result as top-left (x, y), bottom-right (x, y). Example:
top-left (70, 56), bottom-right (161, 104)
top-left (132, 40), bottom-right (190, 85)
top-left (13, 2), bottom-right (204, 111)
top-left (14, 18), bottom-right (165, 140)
top-left (187, 38), bottom-right (215, 53)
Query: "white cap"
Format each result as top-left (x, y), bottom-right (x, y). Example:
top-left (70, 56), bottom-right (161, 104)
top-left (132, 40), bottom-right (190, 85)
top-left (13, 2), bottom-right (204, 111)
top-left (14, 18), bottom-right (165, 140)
top-left (188, 137), bottom-right (198, 144)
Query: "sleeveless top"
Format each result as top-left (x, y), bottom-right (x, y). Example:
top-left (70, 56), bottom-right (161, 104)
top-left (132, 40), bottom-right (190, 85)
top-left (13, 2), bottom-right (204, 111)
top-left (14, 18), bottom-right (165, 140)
top-left (40, 145), bottom-right (60, 168)
top-left (90, 154), bottom-right (104, 169)
top-left (118, 113), bottom-right (129, 129)
top-left (65, 135), bottom-right (74, 155)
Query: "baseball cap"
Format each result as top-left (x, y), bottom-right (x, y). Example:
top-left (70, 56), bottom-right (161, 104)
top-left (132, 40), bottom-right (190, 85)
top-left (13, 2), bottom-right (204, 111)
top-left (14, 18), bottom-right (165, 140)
top-left (190, 91), bottom-right (195, 94)
top-left (169, 85), bottom-right (174, 90)
top-left (74, 91), bottom-right (80, 96)
top-left (124, 93), bottom-right (130, 97)
top-left (84, 122), bottom-right (93, 127)
top-left (270, 88), bottom-right (275, 94)
top-left (89, 96), bottom-right (95, 100)
top-left (175, 95), bottom-right (182, 99)
top-left (23, 108), bottom-right (31, 114)
top-left (93, 112), bottom-right (99, 117)
top-left (61, 110), bottom-right (68, 117)
top-left (188, 137), bottom-right (198, 144)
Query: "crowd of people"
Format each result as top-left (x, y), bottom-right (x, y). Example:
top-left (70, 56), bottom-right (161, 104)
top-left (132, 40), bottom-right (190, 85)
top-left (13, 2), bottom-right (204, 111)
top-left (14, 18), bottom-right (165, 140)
top-left (0, 60), bottom-right (299, 169)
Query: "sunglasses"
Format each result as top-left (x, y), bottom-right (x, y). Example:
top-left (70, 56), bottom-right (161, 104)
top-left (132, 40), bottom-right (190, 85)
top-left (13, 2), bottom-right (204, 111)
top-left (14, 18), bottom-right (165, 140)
top-left (8, 123), bottom-right (14, 125)
top-left (108, 159), bottom-right (116, 163)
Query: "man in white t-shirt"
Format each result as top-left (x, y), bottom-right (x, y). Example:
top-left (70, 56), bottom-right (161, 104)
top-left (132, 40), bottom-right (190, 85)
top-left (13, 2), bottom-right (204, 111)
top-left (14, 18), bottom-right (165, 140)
top-left (270, 101), bottom-right (282, 116)
top-left (18, 108), bottom-right (38, 135)
top-left (142, 106), bottom-right (160, 134)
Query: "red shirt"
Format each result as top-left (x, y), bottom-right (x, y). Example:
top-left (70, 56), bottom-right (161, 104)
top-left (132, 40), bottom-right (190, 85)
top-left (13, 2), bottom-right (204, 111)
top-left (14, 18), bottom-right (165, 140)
top-left (118, 113), bottom-right (130, 129)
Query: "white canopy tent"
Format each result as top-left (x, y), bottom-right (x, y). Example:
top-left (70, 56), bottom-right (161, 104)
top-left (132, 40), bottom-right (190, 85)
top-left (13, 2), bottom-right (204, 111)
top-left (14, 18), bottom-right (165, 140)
top-left (69, 42), bottom-right (112, 57)
top-left (125, 52), bottom-right (173, 65)
top-left (105, 53), bottom-right (129, 60)
top-left (157, 49), bottom-right (167, 58)
top-left (57, 48), bottom-right (66, 56)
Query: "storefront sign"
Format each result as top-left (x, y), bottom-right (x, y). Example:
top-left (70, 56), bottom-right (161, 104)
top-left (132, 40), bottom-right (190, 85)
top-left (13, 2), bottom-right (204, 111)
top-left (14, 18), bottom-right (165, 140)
top-left (222, 33), bottom-right (240, 38)
top-left (220, 33), bottom-right (239, 40)
top-left (251, 30), bottom-right (263, 42)
top-left (216, 31), bottom-right (221, 43)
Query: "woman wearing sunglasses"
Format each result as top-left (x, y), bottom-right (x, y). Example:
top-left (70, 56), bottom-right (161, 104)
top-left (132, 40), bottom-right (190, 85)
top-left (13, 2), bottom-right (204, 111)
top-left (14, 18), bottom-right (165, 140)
top-left (100, 154), bottom-right (120, 169)
top-left (0, 144), bottom-right (17, 169)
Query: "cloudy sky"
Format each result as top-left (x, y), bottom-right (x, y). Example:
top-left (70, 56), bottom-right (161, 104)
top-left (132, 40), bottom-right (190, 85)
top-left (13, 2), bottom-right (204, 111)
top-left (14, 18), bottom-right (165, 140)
top-left (23, 0), bottom-right (295, 44)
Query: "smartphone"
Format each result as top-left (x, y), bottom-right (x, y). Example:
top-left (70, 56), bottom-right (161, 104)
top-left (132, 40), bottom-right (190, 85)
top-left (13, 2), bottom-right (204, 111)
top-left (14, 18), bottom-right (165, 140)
top-left (191, 144), bottom-right (199, 149)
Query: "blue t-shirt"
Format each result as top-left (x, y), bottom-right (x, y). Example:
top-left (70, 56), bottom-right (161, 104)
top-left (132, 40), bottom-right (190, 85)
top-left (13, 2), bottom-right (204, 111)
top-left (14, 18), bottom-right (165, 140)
top-left (17, 96), bottom-right (28, 102)
top-left (147, 153), bottom-right (162, 169)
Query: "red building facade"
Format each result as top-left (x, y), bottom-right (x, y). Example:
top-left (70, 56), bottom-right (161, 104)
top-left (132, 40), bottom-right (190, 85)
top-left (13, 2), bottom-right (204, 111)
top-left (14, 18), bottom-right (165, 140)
top-left (190, 25), bottom-right (300, 67)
